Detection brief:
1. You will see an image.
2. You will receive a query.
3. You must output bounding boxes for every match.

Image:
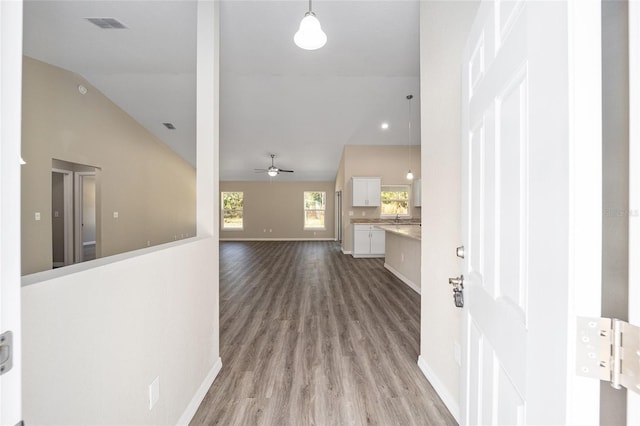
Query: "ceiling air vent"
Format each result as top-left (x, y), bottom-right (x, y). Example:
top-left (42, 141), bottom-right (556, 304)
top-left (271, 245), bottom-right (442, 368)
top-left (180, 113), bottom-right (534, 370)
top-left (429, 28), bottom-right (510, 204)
top-left (85, 18), bottom-right (128, 29)
top-left (163, 123), bottom-right (176, 130)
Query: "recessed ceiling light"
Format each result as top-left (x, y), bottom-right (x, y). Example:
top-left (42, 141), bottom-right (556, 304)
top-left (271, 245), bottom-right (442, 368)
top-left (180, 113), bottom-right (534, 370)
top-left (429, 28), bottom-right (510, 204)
top-left (163, 122), bottom-right (176, 130)
top-left (381, 122), bottom-right (389, 130)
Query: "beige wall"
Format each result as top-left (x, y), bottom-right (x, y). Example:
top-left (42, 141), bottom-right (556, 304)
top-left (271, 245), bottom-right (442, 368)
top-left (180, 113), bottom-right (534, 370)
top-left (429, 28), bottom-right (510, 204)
top-left (418, 1), bottom-right (478, 420)
top-left (219, 181), bottom-right (335, 240)
top-left (337, 145), bottom-right (421, 253)
top-left (21, 57), bottom-right (196, 275)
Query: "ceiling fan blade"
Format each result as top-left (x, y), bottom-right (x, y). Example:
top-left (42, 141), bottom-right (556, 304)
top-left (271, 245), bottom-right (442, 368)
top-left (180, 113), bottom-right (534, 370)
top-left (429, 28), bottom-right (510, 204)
top-left (254, 169), bottom-right (268, 172)
top-left (278, 169), bottom-right (294, 173)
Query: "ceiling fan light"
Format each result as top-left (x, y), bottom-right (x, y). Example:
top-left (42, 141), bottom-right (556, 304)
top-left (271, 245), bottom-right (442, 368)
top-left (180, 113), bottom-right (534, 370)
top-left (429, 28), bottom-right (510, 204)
top-left (268, 169), bottom-right (278, 177)
top-left (294, 13), bottom-right (327, 50)
top-left (406, 170), bottom-right (414, 180)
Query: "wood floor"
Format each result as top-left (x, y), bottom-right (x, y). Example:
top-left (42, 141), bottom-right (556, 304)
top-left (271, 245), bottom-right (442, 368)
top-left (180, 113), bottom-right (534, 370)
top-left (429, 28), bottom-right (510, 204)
top-left (190, 241), bottom-right (456, 426)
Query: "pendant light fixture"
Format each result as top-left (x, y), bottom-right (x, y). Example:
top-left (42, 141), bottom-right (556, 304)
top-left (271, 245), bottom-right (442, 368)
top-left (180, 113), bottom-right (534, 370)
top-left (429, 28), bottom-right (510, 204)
top-left (294, 0), bottom-right (327, 50)
top-left (406, 94), bottom-right (414, 180)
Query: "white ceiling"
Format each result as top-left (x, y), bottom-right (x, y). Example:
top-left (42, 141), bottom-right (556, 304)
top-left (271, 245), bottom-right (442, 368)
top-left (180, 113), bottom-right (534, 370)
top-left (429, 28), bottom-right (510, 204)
top-left (23, 0), bottom-right (420, 182)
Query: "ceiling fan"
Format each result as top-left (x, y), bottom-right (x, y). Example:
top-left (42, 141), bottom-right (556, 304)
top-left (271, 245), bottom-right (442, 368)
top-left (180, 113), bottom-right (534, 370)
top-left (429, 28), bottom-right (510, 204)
top-left (254, 154), bottom-right (294, 177)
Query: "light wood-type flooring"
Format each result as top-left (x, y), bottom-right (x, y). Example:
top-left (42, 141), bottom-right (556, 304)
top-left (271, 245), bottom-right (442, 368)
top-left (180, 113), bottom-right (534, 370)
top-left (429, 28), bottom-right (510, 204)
top-left (190, 241), bottom-right (456, 426)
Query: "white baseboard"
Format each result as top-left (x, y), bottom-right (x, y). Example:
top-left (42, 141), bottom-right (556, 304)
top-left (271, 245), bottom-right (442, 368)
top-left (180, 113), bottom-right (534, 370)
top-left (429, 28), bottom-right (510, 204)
top-left (177, 357), bottom-right (222, 425)
top-left (383, 263), bottom-right (420, 294)
top-left (341, 248), bottom-right (352, 255)
top-left (219, 238), bottom-right (335, 242)
top-left (417, 355), bottom-right (459, 423)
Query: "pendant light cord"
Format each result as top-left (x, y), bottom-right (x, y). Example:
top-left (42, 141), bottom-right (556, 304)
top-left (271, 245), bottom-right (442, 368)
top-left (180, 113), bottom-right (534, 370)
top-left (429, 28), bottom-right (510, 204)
top-left (408, 94), bottom-right (413, 165)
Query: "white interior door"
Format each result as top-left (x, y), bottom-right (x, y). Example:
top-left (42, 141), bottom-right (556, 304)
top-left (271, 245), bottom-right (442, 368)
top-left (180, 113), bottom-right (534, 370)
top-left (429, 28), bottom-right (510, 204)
top-left (0, 0), bottom-right (23, 423)
top-left (460, 1), bottom-right (601, 424)
top-left (628, 2), bottom-right (640, 423)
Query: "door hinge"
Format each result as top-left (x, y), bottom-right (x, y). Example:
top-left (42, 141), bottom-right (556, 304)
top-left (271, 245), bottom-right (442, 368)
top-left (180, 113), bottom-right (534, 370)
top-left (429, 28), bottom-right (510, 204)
top-left (0, 330), bottom-right (13, 376)
top-left (576, 317), bottom-right (640, 394)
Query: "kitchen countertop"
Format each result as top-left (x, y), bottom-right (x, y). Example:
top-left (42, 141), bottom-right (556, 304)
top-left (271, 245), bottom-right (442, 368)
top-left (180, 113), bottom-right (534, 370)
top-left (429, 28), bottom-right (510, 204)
top-left (375, 224), bottom-right (422, 241)
top-left (350, 218), bottom-right (420, 225)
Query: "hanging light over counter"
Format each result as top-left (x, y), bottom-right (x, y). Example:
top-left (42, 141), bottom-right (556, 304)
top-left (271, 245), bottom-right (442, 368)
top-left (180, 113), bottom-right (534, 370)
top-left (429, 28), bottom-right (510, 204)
top-left (406, 94), bottom-right (414, 180)
top-left (294, 0), bottom-right (327, 50)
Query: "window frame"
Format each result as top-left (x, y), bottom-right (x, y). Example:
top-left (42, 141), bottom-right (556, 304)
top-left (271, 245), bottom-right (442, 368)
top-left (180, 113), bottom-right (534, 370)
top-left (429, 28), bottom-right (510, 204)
top-left (221, 191), bottom-right (244, 230)
top-left (380, 184), bottom-right (411, 218)
top-left (303, 191), bottom-right (327, 230)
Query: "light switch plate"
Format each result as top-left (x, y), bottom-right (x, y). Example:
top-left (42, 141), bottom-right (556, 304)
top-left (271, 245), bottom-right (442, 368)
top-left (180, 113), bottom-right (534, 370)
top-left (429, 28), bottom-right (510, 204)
top-left (35, 212), bottom-right (41, 221)
top-left (113, 212), bottom-right (119, 219)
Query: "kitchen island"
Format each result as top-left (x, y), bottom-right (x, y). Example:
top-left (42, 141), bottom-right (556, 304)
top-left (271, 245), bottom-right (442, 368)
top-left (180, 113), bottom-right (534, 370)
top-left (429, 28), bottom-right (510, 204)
top-left (376, 224), bottom-right (421, 293)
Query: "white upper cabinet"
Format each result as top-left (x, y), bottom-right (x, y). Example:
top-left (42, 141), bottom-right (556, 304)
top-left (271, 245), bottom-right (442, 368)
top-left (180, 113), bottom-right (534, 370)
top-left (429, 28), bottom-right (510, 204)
top-left (413, 178), bottom-right (422, 207)
top-left (352, 177), bottom-right (381, 207)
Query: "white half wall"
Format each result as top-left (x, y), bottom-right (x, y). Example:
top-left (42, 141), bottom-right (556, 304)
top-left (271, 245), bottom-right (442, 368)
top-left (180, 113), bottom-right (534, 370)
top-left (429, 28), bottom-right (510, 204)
top-left (419, 1), bottom-right (478, 421)
top-left (22, 238), bottom-right (219, 425)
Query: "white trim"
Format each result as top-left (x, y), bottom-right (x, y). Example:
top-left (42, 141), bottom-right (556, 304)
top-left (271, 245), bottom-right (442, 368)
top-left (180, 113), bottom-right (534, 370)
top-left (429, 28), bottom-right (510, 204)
top-left (52, 168), bottom-right (74, 266)
top-left (383, 263), bottom-right (420, 294)
top-left (219, 238), bottom-right (335, 242)
top-left (0, 0), bottom-right (23, 422)
top-left (417, 355), bottom-right (459, 423)
top-left (176, 357), bottom-right (222, 426)
top-left (74, 171), bottom-right (96, 263)
top-left (341, 249), bottom-right (352, 255)
top-left (566, 0), bottom-right (602, 424)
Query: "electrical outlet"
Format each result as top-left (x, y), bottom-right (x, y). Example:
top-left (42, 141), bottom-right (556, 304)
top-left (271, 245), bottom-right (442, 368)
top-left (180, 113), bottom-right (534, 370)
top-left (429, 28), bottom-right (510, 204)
top-left (113, 211), bottom-right (119, 219)
top-left (349, 211), bottom-right (354, 217)
top-left (149, 376), bottom-right (160, 410)
top-left (361, 211), bottom-right (366, 217)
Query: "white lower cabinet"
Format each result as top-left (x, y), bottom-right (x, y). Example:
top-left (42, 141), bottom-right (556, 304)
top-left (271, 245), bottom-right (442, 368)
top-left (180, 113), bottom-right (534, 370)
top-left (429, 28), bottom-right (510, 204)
top-left (352, 224), bottom-right (385, 257)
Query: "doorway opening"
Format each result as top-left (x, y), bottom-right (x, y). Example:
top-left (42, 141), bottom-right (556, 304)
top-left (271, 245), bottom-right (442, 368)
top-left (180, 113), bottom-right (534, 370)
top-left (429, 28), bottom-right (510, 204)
top-left (51, 159), bottom-right (99, 269)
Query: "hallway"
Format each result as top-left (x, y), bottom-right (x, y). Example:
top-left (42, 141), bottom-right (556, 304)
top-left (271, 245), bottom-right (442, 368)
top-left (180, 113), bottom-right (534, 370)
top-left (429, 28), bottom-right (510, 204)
top-left (191, 241), bottom-right (455, 425)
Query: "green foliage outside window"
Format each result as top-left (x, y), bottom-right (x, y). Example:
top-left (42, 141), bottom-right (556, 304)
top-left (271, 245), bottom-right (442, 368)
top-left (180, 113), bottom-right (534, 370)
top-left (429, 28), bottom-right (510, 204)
top-left (304, 191), bottom-right (326, 229)
top-left (222, 192), bottom-right (243, 229)
top-left (380, 187), bottom-right (409, 216)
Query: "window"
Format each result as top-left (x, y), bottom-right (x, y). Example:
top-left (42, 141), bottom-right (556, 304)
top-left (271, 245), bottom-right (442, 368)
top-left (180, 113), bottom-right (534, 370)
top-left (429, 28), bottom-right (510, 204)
top-left (304, 191), bottom-right (326, 229)
top-left (380, 185), bottom-right (410, 217)
top-left (221, 191), bottom-right (243, 230)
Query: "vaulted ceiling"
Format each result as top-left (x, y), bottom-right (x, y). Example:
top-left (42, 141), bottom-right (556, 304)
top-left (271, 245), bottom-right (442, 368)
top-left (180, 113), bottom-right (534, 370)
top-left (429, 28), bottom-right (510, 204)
top-left (23, 0), bottom-right (420, 181)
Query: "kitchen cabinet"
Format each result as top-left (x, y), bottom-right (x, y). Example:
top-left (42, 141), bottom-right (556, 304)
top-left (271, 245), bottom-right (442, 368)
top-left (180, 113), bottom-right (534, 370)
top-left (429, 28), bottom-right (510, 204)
top-left (352, 177), bottom-right (381, 207)
top-left (352, 224), bottom-right (385, 257)
top-left (413, 178), bottom-right (422, 207)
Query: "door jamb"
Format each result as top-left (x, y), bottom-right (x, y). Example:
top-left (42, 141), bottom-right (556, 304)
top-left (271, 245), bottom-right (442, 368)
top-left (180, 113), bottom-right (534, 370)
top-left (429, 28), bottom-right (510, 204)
top-left (627, 1), bottom-right (640, 423)
top-left (74, 171), bottom-right (96, 263)
top-left (52, 168), bottom-right (73, 266)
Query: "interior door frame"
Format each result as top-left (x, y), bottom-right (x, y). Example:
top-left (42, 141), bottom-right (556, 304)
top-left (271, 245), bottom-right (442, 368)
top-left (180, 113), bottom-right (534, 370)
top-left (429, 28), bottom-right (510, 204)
top-left (74, 171), bottom-right (96, 263)
top-left (627, 1), bottom-right (640, 423)
top-left (0, 0), bottom-right (23, 423)
top-left (335, 190), bottom-right (342, 243)
top-left (52, 168), bottom-right (74, 266)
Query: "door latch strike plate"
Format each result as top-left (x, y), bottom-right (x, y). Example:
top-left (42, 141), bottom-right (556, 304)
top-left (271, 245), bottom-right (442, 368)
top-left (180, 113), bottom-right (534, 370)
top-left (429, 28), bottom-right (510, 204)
top-left (0, 330), bottom-right (13, 376)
